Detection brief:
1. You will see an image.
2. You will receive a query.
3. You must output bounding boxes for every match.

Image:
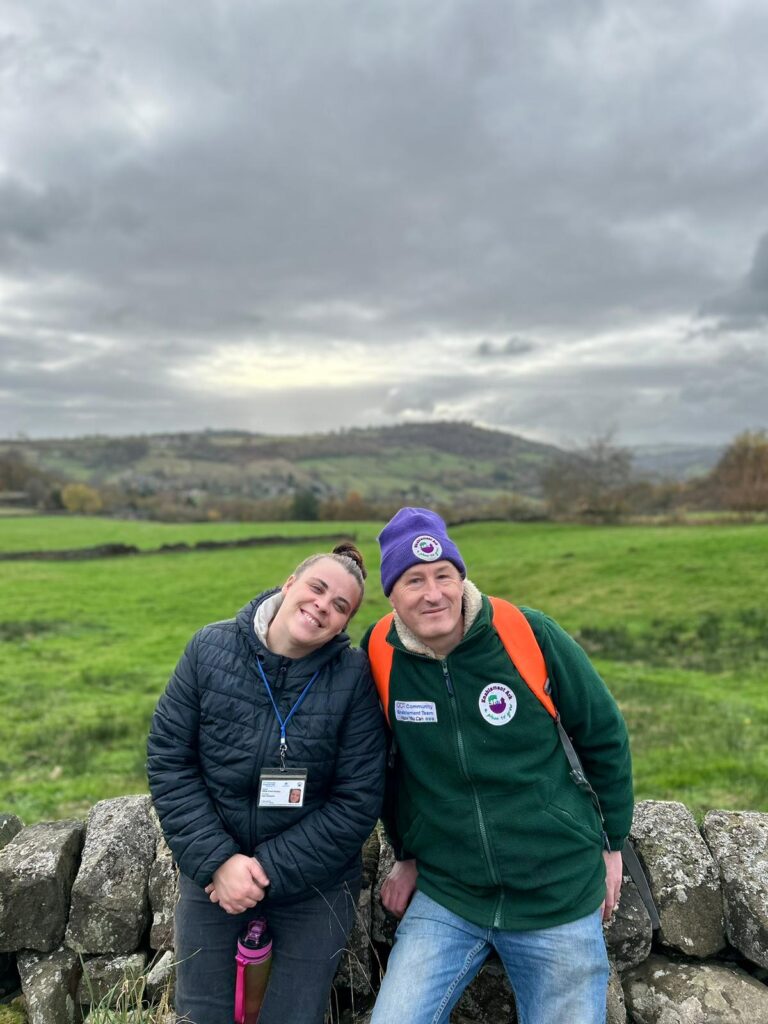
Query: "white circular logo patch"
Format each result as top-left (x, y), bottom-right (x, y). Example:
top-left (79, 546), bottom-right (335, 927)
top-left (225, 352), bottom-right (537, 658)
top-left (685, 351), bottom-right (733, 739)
top-left (478, 684), bottom-right (517, 726)
top-left (412, 535), bottom-right (442, 561)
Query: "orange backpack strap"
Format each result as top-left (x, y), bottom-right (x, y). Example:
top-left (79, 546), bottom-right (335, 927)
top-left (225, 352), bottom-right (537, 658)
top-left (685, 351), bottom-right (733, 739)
top-left (368, 601), bottom-right (554, 726)
top-left (368, 613), bottom-right (395, 726)
top-left (488, 597), bottom-right (557, 720)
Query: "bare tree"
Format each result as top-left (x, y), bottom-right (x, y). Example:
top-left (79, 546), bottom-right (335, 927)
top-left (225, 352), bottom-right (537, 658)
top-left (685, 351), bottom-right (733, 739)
top-left (541, 432), bottom-right (633, 522)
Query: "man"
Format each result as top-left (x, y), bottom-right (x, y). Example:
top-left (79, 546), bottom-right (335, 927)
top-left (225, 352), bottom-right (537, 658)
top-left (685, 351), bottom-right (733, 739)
top-left (364, 507), bottom-right (633, 1024)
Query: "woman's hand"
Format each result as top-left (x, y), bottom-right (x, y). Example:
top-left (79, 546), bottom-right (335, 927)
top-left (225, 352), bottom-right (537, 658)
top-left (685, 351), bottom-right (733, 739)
top-left (205, 854), bottom-right (270, 914)
top-left (380, 858), bottom-right (418, 918)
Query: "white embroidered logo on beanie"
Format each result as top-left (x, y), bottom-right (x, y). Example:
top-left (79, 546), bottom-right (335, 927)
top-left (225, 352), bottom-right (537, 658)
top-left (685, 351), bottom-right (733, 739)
top-left (412, 535), bottom-right (442, 561)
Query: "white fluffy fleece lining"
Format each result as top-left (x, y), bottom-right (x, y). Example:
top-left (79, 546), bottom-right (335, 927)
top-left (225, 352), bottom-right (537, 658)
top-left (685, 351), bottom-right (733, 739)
top-left (392, 579), bottom-right (483, 658)
top-left (253, 591), bottom-right (284, 645)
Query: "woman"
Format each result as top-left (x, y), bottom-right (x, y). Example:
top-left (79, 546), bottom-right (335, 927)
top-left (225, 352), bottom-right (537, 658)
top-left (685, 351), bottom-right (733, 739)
top-left (147, 543), bottom-right (385, 1024)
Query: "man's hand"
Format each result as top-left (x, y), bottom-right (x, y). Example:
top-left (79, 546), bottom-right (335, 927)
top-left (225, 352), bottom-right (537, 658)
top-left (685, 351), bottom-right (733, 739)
top-left (204, 854), bottom-right (270, 914)
top-left (380, 858), bottom-right (418, 918)
top-left (601, 850), bottom-right (623, 922)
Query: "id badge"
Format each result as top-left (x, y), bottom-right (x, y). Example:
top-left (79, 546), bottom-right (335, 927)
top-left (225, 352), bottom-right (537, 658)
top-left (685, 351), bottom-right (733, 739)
top-left (258, 767), bottom-right (308, 808)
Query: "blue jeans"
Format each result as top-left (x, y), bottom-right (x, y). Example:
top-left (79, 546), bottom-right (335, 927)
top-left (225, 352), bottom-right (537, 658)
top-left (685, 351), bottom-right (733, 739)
top-left (371, 892), bottom-right (608, 1024)
top-left (175, 872), bottom-right (360, 1024)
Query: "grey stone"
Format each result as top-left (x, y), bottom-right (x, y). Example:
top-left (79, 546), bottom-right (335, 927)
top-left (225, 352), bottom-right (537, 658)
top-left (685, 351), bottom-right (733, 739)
top-left (371, 827), bottom-right (399, 949)
top-left (0, 815), bottom-right (23, 851)
top-left (450, 956), bottom-right (624, 1023)
top-left (66, 795), bottom-right (157, 954)
top-left (335, 886), bottom-right (376, 998)
top-left (630, 800), bottom-right (725, 957)
top-left (604, 874), bottom-right (653, 971)
top-left (17, 947), bottom-right (81, 1024)
top-left (452, 957), bottom-right (517, 1022)
top-left (361, 827), bottom-right (381, 889)
top-left (607, 962), bottom-right (627, 1024)
top-left (145, 949), bottom-right (175, 1004)
top-left (0, 819), bottom-right (85, 952)
top-left (76, 952), bottom-right (147, 1008)
top-left (148, 837), bottom-right (178, 953)
top-left (702, 809), bottom-right (768, 970)
top-left (623, 953), bottom-right (768, 1023)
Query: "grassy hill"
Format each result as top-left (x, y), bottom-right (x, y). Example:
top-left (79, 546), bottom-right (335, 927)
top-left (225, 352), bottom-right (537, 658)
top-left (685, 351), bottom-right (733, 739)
top-left (1, 423), bottom-right (562, 505)
top-left (1, 516), bottom-right (766, 823)
top-left (2, 424), bottom-right (722, 513)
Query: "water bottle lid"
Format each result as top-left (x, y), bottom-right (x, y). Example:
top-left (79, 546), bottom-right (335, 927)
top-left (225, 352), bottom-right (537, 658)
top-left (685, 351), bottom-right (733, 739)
top-left (240, 916), bottom-right (271, 950)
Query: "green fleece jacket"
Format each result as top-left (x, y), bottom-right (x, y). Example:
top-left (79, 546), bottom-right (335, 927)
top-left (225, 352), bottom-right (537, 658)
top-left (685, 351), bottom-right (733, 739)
top-left (363, 593), bottom-right (633, 931)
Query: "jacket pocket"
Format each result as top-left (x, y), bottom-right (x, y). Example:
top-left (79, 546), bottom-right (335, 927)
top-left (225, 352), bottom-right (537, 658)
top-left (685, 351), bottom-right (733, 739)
top-left (544, 790), bottom-right (604, 845)
top-left (400, 812), bottom-right (426, 856)
top-left (539, 795), bottom-right (605, 894)
top-left (401, 796), bottom-right (498, 889)
top-left (483, 781), bottom-right (555, 890)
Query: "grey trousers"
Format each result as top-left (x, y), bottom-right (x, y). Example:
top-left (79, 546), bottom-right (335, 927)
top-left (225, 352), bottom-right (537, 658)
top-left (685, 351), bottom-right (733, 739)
top-left (174, 872), bottom-right (361, 1024)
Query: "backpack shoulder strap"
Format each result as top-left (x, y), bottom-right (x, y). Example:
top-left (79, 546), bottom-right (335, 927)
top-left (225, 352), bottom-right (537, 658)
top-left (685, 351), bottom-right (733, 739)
top-left (488, 597), bottom-right (557, 720)
top-left (368, 613), bottom-right (395, 725)
top-left (369, 600), bottom-right (555, 725)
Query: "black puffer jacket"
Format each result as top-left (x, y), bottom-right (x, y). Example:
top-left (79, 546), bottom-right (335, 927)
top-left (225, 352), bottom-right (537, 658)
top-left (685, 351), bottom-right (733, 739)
top-left (147, 590), bottom-right (385, 902)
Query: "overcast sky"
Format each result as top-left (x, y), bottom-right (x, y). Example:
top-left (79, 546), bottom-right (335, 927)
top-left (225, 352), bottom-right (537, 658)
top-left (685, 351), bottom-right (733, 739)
top-left (1, 0), bottom-right (767, 447)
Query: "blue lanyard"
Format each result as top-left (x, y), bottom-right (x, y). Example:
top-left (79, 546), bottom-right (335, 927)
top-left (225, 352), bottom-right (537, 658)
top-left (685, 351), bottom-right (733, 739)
top-left (255, 659), bottom-right (320, 771)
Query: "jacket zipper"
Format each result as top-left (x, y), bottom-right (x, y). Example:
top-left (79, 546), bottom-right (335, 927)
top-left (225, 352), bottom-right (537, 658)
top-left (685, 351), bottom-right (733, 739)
top-left (441, 660), bottom-right (504, 927)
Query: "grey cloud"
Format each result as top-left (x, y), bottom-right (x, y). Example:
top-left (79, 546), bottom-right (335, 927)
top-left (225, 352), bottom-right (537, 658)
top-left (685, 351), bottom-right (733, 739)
top-left (0, 333), bottom-right (63, 363)
top-left (0, 179), bottom-right (84, 266)
top-left (476, 337), bottom-right (535, 358)
top-left (1, 358), bottom-right (178, 406)
top-left (378, 339), bottom-right (768, 447)
top-left (701, 230), bottom-right (768, 327)
top-left (0, 373), bottom-right (390, 439)
top-left (2, 0), bottom-right (767, 443)
top-left (382, 374), bottom-right (493, 416)
top-left (3, 333), bottom-right (765, 445)
top-left (6, 1), bottom-right (759, 334)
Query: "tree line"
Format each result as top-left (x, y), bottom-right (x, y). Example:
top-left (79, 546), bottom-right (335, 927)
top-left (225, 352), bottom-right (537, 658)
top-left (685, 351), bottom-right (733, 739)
top-left (539, 430), bottom-right (768, 522)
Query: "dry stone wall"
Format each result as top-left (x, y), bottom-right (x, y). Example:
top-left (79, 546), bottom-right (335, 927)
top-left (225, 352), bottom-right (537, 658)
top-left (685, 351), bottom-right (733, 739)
top-left (0, 799), bottom-right (767, 1024)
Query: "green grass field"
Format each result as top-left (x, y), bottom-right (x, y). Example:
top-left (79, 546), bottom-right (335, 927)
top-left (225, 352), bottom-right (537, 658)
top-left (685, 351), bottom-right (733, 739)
top-left (1, 516), bottom-right (766, 823)
top-left (0, 516), bottom-right (360, 553)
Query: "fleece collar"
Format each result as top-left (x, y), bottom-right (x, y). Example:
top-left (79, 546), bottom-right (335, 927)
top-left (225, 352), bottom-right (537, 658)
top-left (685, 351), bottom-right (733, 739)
top-left (253, 590), bottom-right (284, 645)
top-left (392, 578), bottom-right (483, 659)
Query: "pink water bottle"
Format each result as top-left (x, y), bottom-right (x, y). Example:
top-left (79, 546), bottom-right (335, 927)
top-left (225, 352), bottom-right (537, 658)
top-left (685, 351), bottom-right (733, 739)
top-left (234, 917), bottom-right (273, 1024)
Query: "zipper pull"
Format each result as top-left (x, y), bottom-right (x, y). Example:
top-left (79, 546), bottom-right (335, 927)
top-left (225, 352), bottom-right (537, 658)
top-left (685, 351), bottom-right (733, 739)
top-left (441, 661), bottom-right (454, 696)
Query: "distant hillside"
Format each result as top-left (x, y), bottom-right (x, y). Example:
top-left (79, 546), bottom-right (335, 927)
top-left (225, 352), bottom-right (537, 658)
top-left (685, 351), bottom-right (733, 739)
top-left (630, 443), bottom-right (724, 480)
top-left (1, 424), bottom-right (720, 514)
top-left (2, 423), bottom-right (567, 507)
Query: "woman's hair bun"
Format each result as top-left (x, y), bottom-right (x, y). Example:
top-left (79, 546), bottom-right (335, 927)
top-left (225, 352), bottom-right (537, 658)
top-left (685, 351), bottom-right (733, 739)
top-left (332, 541), bottom-right (367, 579)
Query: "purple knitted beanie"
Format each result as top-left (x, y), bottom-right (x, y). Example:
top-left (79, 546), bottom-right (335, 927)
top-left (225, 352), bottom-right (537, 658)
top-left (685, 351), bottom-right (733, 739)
top-left (378, 507), bottom-right (466, 596)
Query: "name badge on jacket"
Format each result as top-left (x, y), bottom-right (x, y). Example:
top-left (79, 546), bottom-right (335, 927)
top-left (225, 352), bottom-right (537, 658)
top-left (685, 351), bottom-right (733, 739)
top-left (394, 701), bottom-right (438, 723)
top-left (258, 768), bottom-right (308, 807)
